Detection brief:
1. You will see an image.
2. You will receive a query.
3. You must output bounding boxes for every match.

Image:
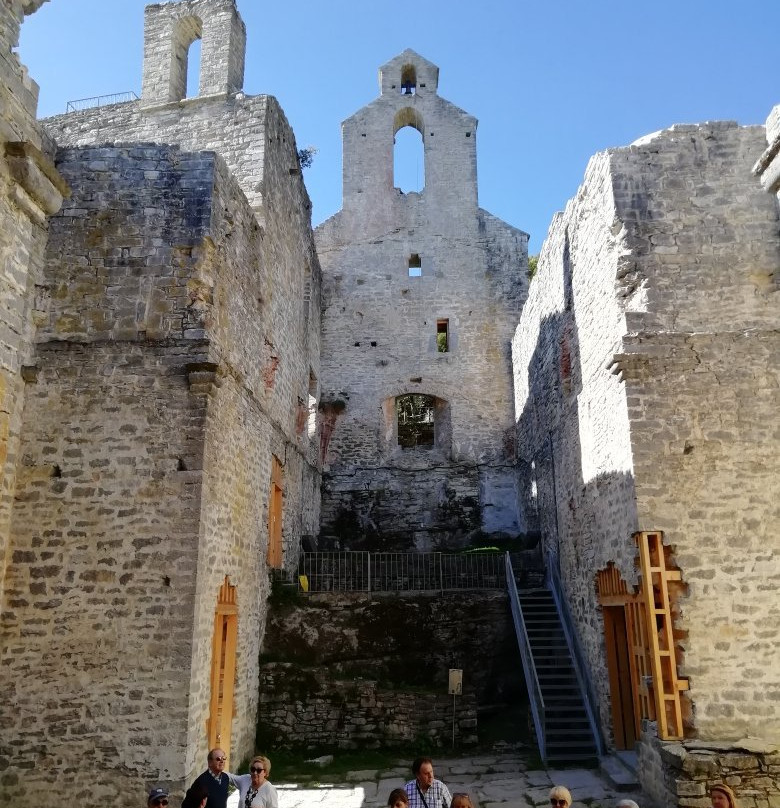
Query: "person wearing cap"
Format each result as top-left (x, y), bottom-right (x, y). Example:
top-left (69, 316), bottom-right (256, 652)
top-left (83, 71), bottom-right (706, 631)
top-left (405, 757), bottom-right (452, 808)
top-left (147, 787), bottom-right (169, 808)
top-left (191, 747), bottom-right (240, 808)
top-left (711, 784), bottom-right (738, 808)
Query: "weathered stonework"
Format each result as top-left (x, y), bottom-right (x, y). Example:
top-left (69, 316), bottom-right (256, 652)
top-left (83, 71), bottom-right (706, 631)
top-left (637, 729), bottom-right (780, 808)
top-left (0, 1), bottom-right (321, 803)
top-left (315, 50), bottom-right (529, 550)
top-left (513, 121), bottom-right (780, 793)
top-left (257, 591), bottom-right (521, 750)
top-left (0, 0), bottom-right (65, 614)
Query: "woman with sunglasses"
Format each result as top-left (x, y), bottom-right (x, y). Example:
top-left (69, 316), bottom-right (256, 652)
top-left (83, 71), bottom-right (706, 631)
top-left (549, 786), bottom-right (572, 808)
top-left (232, 755), bottom-right (278, 808)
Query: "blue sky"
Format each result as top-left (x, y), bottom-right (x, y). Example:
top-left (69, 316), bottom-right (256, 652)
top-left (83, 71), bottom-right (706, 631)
top-left (19, 0), bottom-right (780, 254)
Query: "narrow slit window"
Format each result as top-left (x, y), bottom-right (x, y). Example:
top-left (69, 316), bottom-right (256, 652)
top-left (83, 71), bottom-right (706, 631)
top-left (186, 36), bottom-right (202, 98)
top-left (436, 319), bottom-right (449, 353)
top-left (408, 253), bottom-right (422, 278)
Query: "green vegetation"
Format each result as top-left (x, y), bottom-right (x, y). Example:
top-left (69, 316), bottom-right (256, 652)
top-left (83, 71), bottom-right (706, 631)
top-left (297, 146), bottom-right (318, 169)
top-left (527, 254), bottom-right (539, 279)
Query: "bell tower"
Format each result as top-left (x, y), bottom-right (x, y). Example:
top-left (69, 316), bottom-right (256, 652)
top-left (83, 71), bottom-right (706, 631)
top-left (141, 0), bottom-right (246, 106)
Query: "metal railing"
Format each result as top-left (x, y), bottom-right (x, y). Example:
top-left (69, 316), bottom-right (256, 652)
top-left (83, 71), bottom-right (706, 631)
top-left (546, 552), bottom-right (605, 757)
top-left (66, 91), bottom-right (138, 112)
top-left (294, 551), bottom-right (507, 593)
top-left (505, 551), bottom-right (546, 763)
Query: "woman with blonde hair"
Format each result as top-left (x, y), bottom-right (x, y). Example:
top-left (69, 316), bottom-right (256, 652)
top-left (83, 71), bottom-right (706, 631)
top-left (232, 755), bottom-right (278, 808)
top-left (549, 786), bottom-right (572, 808)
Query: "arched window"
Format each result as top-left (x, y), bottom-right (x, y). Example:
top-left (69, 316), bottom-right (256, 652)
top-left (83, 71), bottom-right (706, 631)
top-left (170, 16), bottom-right (203, 101)
top-left (400, 64), bottom-right (417, 95)
top-left (394, 127), bottom-right (424, 192)
top-left (393, 107), bottom-right (425, 193)
top-left (186, 36), bottom-right (202, 98)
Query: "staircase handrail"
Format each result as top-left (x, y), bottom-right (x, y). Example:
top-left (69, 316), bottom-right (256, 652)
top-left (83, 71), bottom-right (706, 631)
top-left (545, 552), bottom-right (606, 757)
top-left (505, 552), bottom-right (546, 763)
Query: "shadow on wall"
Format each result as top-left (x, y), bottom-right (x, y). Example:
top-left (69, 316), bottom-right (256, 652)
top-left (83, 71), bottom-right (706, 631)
top-left (514, 236), bottom-right (642, 745)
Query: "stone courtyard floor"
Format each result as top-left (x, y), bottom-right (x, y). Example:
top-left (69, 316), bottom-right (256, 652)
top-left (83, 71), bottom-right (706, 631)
top-left (228, 753), bottom-right (649, 808)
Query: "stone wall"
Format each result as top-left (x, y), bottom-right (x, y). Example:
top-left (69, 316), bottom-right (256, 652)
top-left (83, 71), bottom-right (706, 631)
top-left (0, 0), bottom-right (65, 612)
top-left (638, 729), bottom-right (780, 808)
top-left (0, 133), bottom-right (320, 803)
top-left (42, 93), bottom-right (296, 226)
top-left (512, 121), bottom-right (780, 773)
top-left (315, 51), bottom-right (529, 550)
top-left (259, 664), bottom-right (478, 751)
top-left (257, 590), bottom-right (524, 750)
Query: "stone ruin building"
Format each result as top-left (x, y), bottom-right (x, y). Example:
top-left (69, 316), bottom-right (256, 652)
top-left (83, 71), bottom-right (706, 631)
top-left (315, 48), bottom-right (529, 550)
top-left (1, 0), bottom-right (321, 802)
top-left (1, 0), bottom-right (778, 805)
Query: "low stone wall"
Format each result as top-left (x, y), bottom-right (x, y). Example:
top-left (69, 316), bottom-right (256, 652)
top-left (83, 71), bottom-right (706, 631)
top-left (638, 727), bottom-right (780, 808)
top-left (258, 662), bottom-right (477, 750)
top-left (256, 590), bottom-right (524, 751)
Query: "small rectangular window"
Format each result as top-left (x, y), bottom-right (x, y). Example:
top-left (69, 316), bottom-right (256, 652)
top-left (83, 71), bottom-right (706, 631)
top-left (408, 253), bottom-right (422, 277)
top-left (436, 319), bottom-right (449, 353)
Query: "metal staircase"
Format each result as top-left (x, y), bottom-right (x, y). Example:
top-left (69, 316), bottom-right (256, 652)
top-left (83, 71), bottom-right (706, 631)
top-left (519, 588), bottom-right (599, 765)
top-left (505, 554), bottom-right (602, 765)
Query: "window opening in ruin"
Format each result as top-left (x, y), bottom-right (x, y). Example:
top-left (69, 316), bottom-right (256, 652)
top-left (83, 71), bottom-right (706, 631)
top-left (408, 253), bottom-right (422, 278)
top-left (208, 577), bottom-right (237, 762)
top-left (186, 36), bottom-right (202, 98)
top-left (436, 319), bottom-right (449, 352)
top-left (400, 64), bottom-right (417, 94)
top-left (396, 393), bottom-right (435, 448)
top-left (394, 126), bottom-right (424, 192)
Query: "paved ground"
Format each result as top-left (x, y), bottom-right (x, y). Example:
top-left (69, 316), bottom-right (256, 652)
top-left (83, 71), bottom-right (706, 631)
top-left (228, 754), bottom-right (648, 808)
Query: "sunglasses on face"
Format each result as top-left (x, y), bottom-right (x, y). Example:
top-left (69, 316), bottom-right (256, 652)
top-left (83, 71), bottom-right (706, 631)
top-left (551, 801), bottom-right (568, 806)
top-left (152, 800), bottom-right (169, 807)
top-left (250, 767), bottom-right (265, 774)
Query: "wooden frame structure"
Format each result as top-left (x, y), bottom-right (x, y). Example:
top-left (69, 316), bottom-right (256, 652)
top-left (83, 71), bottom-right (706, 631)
top-left (635, 530), bottom-right (689, 739)
top-left (267, 455), bottom-right (284, 568)
top-left (207, 576), bottom-right (238, 760)
top-left (596, 531), bottom-right (689, 744)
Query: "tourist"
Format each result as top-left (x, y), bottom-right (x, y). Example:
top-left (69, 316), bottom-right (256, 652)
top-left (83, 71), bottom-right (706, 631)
top-left (181, 782), bottom-right (209, 808)
top-left (451, 794), bottom-right (474, 808)
top-left (388, 787), bottom-right (410, 808)
top-left (231, 755), bottom-right (279, 808)
top-left (147, 787), bottom-right (169, 808)
top-left (405, 757), bottom-right (453, 808)
top-left (711, 784), bottom-right (738, 808)
top-left (191, 748), bottom-right (239, 808)
top-left (616, 801), bottom-right (639, 808)
top-left (549, 786), bottom-right (572, 808)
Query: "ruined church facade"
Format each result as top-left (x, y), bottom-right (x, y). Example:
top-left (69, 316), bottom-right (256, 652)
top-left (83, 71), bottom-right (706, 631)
top-left (315, 50), bottom-right (529, 550)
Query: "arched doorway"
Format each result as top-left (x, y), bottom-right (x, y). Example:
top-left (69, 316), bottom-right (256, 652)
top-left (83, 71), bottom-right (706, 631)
top-left (207, 576), bottom-right (238, 761)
